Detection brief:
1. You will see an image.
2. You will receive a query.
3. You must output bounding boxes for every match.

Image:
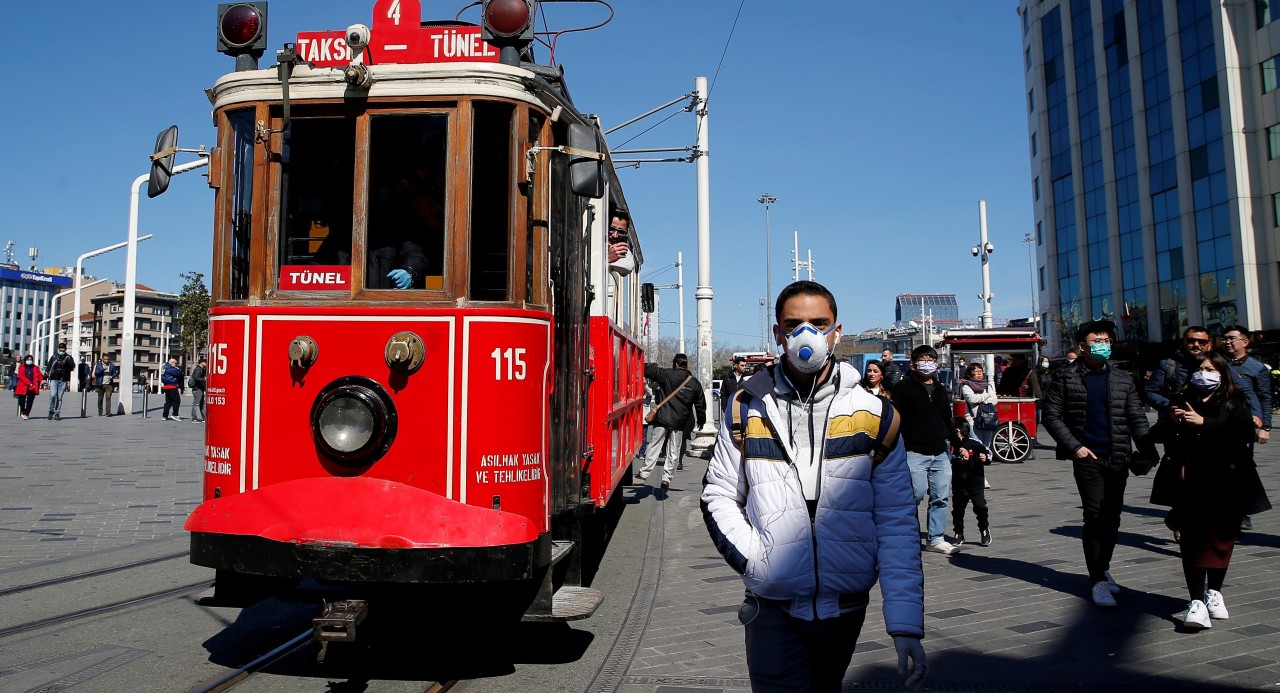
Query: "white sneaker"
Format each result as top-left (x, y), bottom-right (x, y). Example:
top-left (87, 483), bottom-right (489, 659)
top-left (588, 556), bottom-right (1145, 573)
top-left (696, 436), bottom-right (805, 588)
top-left (1184, 599), bottom-right (1212, 629)
top-left (1091, 581), bottom-right (1117, 607)
top-left (1205, 589), bottom-right (1229, 620)
top-left (1103, 570), bottom-right (1121, 595)
top-left (925, 538), bottom-right (957, 555)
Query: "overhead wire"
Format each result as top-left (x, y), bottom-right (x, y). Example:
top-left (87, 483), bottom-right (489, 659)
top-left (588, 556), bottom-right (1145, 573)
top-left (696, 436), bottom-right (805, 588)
top-left (708, 0), bottom-right (747, 99)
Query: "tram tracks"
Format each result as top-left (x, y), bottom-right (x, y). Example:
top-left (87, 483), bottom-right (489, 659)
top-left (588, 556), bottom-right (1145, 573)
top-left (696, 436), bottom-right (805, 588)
top-left (0, 549), bottom-right (189, 598)
top-left (0, 579), bottom-right (210, 639)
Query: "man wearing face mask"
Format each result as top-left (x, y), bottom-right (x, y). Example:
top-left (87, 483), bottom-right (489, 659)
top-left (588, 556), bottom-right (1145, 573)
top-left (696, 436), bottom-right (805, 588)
top-left (45, 343), bottom-right (76, 421)
top-left (702, 281), bottom-right (926, 692)
top-left (1144, 326), bottom-right (1214, 421)
top-left (1043, 320), bottom-right (1155, 608)
top-left (891, 344), bottom-right (964, 554)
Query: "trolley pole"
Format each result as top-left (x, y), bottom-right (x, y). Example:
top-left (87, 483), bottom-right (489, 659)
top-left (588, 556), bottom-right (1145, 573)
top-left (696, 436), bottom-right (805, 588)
top-left (693, 75), bottom-right (716, 442)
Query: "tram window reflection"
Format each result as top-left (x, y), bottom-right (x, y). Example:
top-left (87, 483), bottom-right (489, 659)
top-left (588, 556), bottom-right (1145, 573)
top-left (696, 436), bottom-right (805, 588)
top-left (228, 109), bottom-right (255, 300)
top-left (280, 117), bottom-right (357, 273)
top-left (471, 102), bottom-right (514, 301)
top-left (366, 114), bottom-right (448, 290)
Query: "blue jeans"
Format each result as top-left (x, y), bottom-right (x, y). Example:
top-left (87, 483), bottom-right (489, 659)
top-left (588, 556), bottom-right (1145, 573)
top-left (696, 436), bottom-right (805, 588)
top-left (906, 451), bottom-right (952, 543)
top-left (740, 595), bottom-right (866, 692)
top-left (48, 379), bottom-right (68, 415)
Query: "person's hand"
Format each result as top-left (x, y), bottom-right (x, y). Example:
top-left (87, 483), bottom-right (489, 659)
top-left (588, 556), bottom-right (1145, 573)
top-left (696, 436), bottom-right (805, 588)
top-left (1259, 429), bottom-right (1270, 444)
top-left (387, 269), bottom-right (412, 288)
top-left (957, 448), bottom-right (970, 460)
top-left (1075, 446), bottom-right (1096, 459)
top-left (978, 452), bottom-right (989, 463)
top-left (608, 242), bottom-right (629, 263)
top-left (893, 636), bottom-right (927, 690)
top-left (1177, 407), bottom-right (1203, 426)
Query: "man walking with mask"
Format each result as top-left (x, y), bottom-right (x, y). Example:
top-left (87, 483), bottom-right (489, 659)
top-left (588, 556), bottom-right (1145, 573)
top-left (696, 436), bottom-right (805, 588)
top-left (891, 344), bottom-right (963, 554)
top-left (45, 343), bottom-right (76, 421)
top-left (703, 281), bottom-right (926, 692)
top-left (1043, 320), bottom-right (1154, 607)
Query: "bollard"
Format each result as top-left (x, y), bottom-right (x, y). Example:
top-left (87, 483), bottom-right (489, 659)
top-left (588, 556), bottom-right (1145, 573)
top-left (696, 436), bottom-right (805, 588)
top-left (81, 388), bottom-right (88, 418)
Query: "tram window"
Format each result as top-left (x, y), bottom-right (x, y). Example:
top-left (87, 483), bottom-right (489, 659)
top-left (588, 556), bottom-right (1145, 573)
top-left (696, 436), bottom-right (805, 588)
top-left (366, 114), bottom-right (448, 290)
top-left (228, 109), bottom-right (255, 300)
top-left (470, 102), bottom-right (514, 301)
top-left (526, 112), bottom-right (545, 304)
top-left (279, 117), bottom-right (357, 276)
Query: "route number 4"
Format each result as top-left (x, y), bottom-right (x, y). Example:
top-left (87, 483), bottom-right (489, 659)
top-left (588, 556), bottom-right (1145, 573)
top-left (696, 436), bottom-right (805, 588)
top-left (491, 347), bottom-right (526, 381)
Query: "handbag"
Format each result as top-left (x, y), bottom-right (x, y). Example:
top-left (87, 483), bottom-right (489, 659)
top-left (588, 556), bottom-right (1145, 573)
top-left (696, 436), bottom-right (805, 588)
top-left (645, 374), bottom-right (694, 425)
top-left (974, 402), bottom-right (999, 431)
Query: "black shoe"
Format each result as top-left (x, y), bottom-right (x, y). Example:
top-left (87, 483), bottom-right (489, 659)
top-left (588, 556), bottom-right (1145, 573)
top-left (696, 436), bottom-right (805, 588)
top-left (1241, 516), bottom-right (1253, 531)
top-left (660, 480), bottom-right (670, 490)
top-left (54, 413), bottom-right (60, 421)
top-left (47, 413), bottom-right (53, 420)
top-left (98, 412), bottom-right (104, 416)
top-left (980, 530), bottom-right (992, 547)
top-left (676, 464), bottom-right (684, 471)
top-left (954, 532), bottom-right (965, 545)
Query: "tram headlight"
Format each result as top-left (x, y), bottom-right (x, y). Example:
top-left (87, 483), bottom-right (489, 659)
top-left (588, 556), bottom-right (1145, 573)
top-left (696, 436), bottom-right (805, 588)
top-left (311, 377), bottom-right (397, 466)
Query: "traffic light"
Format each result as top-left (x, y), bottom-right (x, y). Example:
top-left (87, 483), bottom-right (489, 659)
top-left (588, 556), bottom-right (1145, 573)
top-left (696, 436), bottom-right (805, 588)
top-left (641, 283), bottom-right (655, 314)
top-left (217, 3), bottom-right (268, 71)
top-left (481, 0), bottom-right (536, 65)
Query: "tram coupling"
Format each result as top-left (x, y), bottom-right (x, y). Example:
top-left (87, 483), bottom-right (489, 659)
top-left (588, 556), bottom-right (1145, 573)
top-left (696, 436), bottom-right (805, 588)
top-left (313, 599), bottom-right (369, 643)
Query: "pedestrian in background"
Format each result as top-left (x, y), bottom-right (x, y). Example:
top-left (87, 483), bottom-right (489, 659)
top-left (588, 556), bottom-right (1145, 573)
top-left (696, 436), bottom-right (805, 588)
top-left (44, 343), bottom-right (75, 421)
top-left (891, 344), bottom-right (962, 555)
top-left (14, 354), bottom-right (43, 420)
top-left (702, 281), bottom-right (926, 691)
top-left (638, 354), bottom-right (705, 490)
top-left (720, 357), bottom-right (747, 411)
top-left (960, 362), bottom-right (999, 449)
top-left (1220, 325), bottom-right (1272, 531)
top-left (189, 358), bottom-right (208, 423)
top-left (93, 354), bottom-right (120, 416)
top-left (950, 416), bottom-right (991, 547)
top-left (1042, 319), bottom-right (1156, 608)
top-left (161, 357), bottom-right (184, 421)
top-left (881, 347), bottom-right (904, 388)
top-left (860, 360), bottom-right (891, 398)
top-left (1154, 351), bottom-right (1269, 629)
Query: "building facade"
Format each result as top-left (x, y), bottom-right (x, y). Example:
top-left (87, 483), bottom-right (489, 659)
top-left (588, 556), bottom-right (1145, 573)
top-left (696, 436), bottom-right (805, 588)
top-left (894, 294), bottom-right (962, 328)
top-left (0, 265), bottom-right (72, 357)
top-left (90, 285), bottom-right (182, 382)
top-left (1021, 0), bottom-right (1280, 351)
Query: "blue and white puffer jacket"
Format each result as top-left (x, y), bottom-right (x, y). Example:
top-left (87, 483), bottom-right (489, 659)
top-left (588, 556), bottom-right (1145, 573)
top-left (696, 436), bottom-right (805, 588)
top-left (700, 362), bottom-right (924, 635)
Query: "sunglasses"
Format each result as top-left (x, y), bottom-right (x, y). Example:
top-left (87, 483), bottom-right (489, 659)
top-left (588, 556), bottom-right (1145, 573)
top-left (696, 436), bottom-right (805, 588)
top-left (609, 226), bottom-right (628, 235)
top-left (1184, 337), bottom-right (1211, 346)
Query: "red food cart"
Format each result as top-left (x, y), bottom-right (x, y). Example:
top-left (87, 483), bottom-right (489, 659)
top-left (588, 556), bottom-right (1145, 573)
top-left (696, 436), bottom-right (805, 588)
top-left (941, 328), bottom-right (1044, 463)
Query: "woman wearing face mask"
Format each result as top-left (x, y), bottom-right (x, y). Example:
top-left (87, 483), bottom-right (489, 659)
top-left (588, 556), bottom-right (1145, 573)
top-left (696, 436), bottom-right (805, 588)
top-left (1158, 351), bottom-right (1269, 630)
top-left (960, 362), bottom-right (999, 449)
top-left (14, 354), bottom-right (43, 420)
top-left (860, 361), bottom-right (891, 398)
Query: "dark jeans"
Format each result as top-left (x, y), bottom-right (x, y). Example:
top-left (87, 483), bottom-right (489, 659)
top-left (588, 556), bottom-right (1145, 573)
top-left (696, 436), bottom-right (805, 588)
top-left (1072, 455), bottom-right (1129, 583)
top-left (741, 595), bottom-right (866, 692)
top-left (17, 392), bottom-right (35, 416)
top-left (162, 388), bottom-right (181, 418)
top-left (953, 483), bottom-right (989, 534)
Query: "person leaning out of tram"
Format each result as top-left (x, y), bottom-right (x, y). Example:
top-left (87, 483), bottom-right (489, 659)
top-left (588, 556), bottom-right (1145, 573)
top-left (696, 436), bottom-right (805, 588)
top-left (13, 354), bottom-right (43, 420)
top-left (960, 362), bottom-right (999, 449)
top-left (1148, 351), bottom-right (1270, 629)
top-left (860, 360), bottom-right (891, 398)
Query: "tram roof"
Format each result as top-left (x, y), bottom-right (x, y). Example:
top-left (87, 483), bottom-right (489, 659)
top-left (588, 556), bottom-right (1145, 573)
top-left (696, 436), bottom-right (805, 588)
top-left (940, 328), bottom-right (1044, 348)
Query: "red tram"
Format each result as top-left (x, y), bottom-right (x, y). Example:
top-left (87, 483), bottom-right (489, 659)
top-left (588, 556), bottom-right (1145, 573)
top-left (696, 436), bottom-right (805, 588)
top-left (180, 0), bottom-right (645, 625)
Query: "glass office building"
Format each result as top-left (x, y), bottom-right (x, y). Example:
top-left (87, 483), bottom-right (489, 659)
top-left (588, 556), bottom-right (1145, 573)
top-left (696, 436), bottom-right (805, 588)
top-left (895, 294), bottom-right (962, 328)
top-left (1021, 0), bottom-right (1280, 351)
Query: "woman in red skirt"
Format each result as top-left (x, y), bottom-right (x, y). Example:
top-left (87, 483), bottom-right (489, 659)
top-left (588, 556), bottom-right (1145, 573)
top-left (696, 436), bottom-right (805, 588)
top-left (1161, 351), bottom-right (1268, 630)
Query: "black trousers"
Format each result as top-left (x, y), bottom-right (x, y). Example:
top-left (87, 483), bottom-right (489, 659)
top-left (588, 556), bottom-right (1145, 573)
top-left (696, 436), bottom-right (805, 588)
top-left (1072, 456), bottom-right (1129, 583)
top-left (953, 483), bottom-right (989, 533)
top-left (741, 595), bottom-right (866, 692)
top-left (162, 389), bottom-right (181, 418)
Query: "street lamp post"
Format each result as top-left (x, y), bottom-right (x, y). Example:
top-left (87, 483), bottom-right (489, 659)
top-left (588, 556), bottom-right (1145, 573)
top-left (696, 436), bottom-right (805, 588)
top-left (1022, 233), bottom-right (1037, 323)
top-left (757, 193), bottom-right (777, 328)
top-left (972, 200), bottom-right (996, 375)
top-left (68, 237), bottom-right (153, 392)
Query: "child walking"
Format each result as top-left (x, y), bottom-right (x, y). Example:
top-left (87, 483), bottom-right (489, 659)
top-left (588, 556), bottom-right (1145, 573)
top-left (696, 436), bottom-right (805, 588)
top-left (951, 417), bottom-right (992, 546)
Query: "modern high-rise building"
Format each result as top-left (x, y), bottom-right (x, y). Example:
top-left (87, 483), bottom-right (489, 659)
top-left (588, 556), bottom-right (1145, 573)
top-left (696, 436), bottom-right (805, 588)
top-left (894, 294), bottom-right (962, 328)
top-left (0, 265), bottom-right (71, 356)
top-left (1020, 0), bottom-right (1280, 351)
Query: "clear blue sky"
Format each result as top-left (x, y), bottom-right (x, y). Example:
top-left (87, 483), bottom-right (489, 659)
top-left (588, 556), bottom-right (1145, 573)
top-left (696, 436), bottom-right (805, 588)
top-left (2, 1), bottom-right (1034, 350)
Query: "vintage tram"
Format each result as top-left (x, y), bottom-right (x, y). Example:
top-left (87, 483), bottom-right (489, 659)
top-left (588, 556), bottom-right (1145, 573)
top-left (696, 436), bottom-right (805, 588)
top-left (179, 0), bottom-right (646, 628)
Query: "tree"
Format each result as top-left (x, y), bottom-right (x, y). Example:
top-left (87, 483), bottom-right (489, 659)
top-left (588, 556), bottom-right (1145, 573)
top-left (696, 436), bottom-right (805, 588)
top-left (176, 272), bottom-right (211, 362)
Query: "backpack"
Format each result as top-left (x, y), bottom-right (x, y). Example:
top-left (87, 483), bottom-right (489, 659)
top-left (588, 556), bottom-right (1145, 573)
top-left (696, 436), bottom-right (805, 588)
top-left (1160, 358), bottom-right (1183, 395)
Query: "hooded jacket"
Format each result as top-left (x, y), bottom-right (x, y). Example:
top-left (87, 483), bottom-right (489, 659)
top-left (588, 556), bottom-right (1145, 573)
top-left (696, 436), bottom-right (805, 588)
top-left (700, 362), bottom-right (924, 635)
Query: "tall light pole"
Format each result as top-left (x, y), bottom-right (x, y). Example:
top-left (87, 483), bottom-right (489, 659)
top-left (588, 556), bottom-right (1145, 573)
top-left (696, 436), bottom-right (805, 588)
top-left (757, 193), bottom-right (778, 328)
top-left (972, 200), bottom-right (996, 376)
top-left (1022, 233), bottom-right (1037, 323)
top-left (69, 237), bottom-right (152, 391)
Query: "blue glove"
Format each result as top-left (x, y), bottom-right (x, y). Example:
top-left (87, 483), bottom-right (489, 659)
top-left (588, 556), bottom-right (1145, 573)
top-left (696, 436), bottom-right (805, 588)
top-left (387, 269), bottom-right (412, 289)
top-left (893, 635), bottom-right (927, 690)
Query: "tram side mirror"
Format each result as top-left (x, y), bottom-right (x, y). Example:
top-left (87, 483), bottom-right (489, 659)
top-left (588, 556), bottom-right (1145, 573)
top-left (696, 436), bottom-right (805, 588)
top-left (641, 283), bottom-right (655, 313)
top-left (148, 125), bottom-right (179, 198)
top-left (568, 123), bottom-right (604, 199)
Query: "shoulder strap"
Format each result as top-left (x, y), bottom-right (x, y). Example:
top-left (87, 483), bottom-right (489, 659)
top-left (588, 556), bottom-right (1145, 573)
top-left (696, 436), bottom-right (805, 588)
top-left (871, 400), bottom-right (902, 467)
top-left (728, 389), bottom-right (750, 457)
top-left (651, 373), bottom-right (694, 414)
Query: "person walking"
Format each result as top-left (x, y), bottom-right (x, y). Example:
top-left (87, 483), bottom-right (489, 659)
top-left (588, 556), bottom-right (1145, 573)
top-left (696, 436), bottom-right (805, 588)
top-left (638, 354), bottom-right (706, 490)
top-left (14, 354), bottom-right (43, 420)
top-left (161, 357), bottom-right (184, 421)
top-left (45, 343), bottom-right (76, 421)
top-left (1152, 351), bottom-right (1269, 629)
top-left (1042, 320), bottom-right (1156, 608)
top-left (720, 357), bottom-right (747, 411)
top-left (891, 344), bottom-right (963, 555)
top-left (950, 417), bottom-right (991, 546)
top-left (189, 358), bottom-right (208, 423)
top-left (93, 354), bottom-right (120, 416)
top-left (702, 281), bottom-right (926, 692)
top-left (881, 347), bottom-right (904, 388)
top-left (960, 362), bottom-right (999, 450)
top-left (860, 360), bottom-right (891, 398)
top-left (1220, 325), bottom-right (1272, 530)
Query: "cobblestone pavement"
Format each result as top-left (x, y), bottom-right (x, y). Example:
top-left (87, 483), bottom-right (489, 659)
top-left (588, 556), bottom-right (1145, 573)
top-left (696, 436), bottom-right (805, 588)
top-left (617, 428), bottom-right (1280, 692)
top-left (0, 391), bottom-right (203, 573)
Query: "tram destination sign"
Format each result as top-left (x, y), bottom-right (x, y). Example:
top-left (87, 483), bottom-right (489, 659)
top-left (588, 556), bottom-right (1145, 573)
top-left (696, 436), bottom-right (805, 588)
top-left (279, 266), bottom-right (351, 291)
top-left (298, 0), bottom-right (498, 69)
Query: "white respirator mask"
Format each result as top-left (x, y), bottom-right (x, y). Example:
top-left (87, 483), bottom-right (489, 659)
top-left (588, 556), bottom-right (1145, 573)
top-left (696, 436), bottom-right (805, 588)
top-left (782, 322), bottom-right (838, 374)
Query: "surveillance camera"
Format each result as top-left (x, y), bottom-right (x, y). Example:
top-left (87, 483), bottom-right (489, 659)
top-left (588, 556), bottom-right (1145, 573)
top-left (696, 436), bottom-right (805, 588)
top-left (985, 241), bottom-right (995, 253)
top-left (971, 246), bottom-right (980, 256)
top-left (346, 24), bottom-right (371, 50)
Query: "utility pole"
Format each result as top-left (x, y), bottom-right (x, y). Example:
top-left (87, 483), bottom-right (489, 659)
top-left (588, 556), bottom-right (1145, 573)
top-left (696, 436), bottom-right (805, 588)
top-left (1022, 233), bottom-right (1037, 324)
top-left (973, 200), bottom-right (997, 377)
top-left (677, 251), bottom-right (686, 354)
top-left (757, 193), bottom-right (777, 327)
top-left (694, 76), bottom-right (714, 390)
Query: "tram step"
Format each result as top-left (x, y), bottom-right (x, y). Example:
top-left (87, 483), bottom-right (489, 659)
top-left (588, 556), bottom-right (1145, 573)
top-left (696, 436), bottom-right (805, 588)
top-left (550, 540), bottom-right (575, 567)
top-left (522, 586), bottom-right (604, 622)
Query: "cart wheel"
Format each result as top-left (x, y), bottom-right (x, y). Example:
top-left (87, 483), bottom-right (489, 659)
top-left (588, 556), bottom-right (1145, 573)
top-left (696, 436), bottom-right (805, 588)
top-left (992, 422), bottom-right (1032, 463)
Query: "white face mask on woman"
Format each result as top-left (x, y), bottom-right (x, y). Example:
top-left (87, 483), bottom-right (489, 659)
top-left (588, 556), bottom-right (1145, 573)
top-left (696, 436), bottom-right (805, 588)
top-left (1190, 370), bottom-right (1221, 391)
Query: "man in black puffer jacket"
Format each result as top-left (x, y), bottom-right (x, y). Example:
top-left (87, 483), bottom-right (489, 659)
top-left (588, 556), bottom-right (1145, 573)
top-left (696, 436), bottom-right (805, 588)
top-left (1043, 319), bottom-right (1155, 609)
top-left (638, 354), bottom-right (706, 490)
